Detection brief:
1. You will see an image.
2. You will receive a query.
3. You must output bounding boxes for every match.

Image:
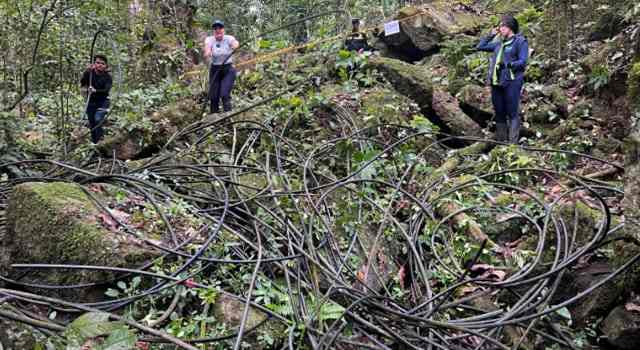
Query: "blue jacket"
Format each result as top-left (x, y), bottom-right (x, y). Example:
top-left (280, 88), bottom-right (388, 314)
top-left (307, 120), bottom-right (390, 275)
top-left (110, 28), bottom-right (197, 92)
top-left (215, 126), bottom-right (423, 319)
top-left (476, 33), bottom-right (528, 86)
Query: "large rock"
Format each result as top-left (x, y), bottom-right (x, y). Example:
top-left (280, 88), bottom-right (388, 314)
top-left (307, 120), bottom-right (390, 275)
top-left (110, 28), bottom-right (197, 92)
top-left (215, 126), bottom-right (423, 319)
top-left (601, 306), bottom-right (640, 350)
top-left (0, 182), bottom-right (158, 301)
top-left (432, 88), bottom-right (482, 138)
top-left (368, 56), bottom-right (481, 137)
top-left (99, 99), bottom-right (201, 160)
top-left (378, 4), bottom-right (484, 62)
top-left (457, 84), bottom-right (493, 125)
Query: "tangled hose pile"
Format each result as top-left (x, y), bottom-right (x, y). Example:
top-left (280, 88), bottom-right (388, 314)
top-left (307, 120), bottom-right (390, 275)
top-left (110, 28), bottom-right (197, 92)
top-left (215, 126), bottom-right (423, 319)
top-left (0, 93), bottom-right (635, 350)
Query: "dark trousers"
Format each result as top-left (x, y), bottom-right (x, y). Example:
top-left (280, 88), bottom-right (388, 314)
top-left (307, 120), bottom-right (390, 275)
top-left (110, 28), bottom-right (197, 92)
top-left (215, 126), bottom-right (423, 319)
top-left (491, 80), bottom-right (523, 132)
top-left (86, 100), bottom-right (109, 144)
top-left (208, 64), bottom-right (237, 113)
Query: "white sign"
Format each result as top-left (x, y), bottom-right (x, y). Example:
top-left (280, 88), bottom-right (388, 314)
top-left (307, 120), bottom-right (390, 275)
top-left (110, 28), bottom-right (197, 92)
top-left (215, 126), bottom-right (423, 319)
top-left (384, 20), bottom-right (400, 36)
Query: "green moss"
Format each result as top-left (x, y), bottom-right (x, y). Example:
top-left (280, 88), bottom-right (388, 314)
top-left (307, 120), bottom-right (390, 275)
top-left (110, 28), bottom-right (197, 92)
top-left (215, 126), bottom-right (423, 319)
top-left (3, 182), bottom-right (157, 300)
top-left (491, 0), bottom-right (532, 14)
top-left (359, 87), bottom-right (420, 127)
top-left (628, 62), bottom-right (640, 110)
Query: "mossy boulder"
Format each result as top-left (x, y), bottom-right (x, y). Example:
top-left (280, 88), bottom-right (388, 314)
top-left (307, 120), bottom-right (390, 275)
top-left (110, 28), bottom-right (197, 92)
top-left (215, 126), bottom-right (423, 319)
top-left (100, 99), bottom-right (202, 160)
top-left (368, 56), bottom-right (434, 106)
top-left (601, 305), bottom-right (640, 350)
top-left (432, 88), bottom-right (482, 138)
top-left (358, 86), bottom-right (423, 127)
top-left (378, 4), bottom-right (485, 62)
top-left (368, 56), bottom-right (481, 137)
top-left (0, 182), bottom-right (158, 301)
top-left (489, 0), bottom-right (532, 14)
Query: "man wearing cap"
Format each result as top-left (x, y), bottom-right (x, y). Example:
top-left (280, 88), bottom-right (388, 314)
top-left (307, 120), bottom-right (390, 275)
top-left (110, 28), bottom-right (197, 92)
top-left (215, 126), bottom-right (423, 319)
top-left (477, 15), bottom-right (528, 144)
top-left (204, 20), bottom-right (240, 113)
top-left (345, 18), bottom-right (370, 53)
top-left (80, 54), bottom-right (112, 144)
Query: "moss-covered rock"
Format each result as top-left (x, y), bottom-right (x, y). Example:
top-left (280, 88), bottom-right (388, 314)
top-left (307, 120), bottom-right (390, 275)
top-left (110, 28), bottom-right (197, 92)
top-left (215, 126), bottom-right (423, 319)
top-left (359, 86), bottom-right (423, 128)
top-left (601, 305), bottom-right (640, 350)
top-left (489, 0), bottom-right (532, 14)
top-left (378, 3), bottom-right (485, 62)
top-left (1, 182), bottom-right (158, 301)
top-left (369, 56), bottom-right (481, 137)
top-left (100, 99), bottom-right (202, 160)
top-left (432, 88), bottom-right (482, 138)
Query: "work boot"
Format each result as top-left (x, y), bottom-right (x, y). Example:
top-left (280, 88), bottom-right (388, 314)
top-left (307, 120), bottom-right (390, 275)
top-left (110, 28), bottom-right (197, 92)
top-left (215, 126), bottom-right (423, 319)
top-left (210, 102), bottom-right (220, 114)
top-left (495, 122), bottom-right (508, 142)
top-left (508, 119), bottom-right (521, 144)
top-left (222, 97), bottom-right (232, 112)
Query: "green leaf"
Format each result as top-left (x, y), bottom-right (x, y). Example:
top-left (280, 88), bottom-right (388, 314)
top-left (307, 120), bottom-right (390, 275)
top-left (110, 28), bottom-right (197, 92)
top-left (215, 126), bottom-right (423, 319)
top-left (338, 49), bottom-right (352, 59)
top-left (65, 312), bottom-right (123, 344)
top-left (131, 276), bottom-right (142, 289)
top-left (320, 302), bottom-right (345, 321)
top-left (117, 281), bottom-right (127, 290)
top-left (555, 307), bottom-right (572, 321)
top-left (96, 327), bottom-right (137, 350)
top-left (258, 39), bottom-right (272, 49)
top-left (105, 289), bottom-right (120, 297)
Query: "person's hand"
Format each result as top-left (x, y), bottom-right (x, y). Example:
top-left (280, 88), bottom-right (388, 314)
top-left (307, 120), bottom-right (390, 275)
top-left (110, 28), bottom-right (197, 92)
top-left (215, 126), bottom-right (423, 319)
top-left (87, 63), bottom-right (95, 70)
top-left (88, 86), bottom-right (96, 93)
top-left (358, 48), bottom-right (364, 54)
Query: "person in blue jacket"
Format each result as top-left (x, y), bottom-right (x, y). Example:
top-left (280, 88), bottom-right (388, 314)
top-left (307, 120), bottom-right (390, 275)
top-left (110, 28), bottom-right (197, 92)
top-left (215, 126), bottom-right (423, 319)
top-left (476, 15), bottom-right (528, 143)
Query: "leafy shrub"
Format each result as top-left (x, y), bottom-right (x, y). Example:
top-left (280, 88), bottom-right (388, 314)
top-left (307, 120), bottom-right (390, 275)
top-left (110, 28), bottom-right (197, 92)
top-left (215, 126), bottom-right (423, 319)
top-left (587, 64), bottom-right (610, 92)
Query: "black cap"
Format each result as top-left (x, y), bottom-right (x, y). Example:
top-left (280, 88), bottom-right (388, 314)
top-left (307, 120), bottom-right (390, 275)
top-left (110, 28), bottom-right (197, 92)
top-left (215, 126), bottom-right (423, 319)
top-left (352, 18), bottom-right (360, 25)
top-left (212, 20), bottom-right (224, 29)
top-left (500, 15), bottom-right (519, 34)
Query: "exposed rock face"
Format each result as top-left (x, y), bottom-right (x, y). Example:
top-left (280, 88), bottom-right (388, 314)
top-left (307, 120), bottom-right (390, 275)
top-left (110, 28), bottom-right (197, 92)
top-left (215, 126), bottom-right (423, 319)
top-left (601, 306), bottom-right (640, 350)
top-left (368, 56), bottom-right (481, 137)
top-left (457, 84), bottom-right (493, 124)
top-left (376, 3), bottom-right (484, 62)
top-left (0, 182), bottom-right (158, 301)
top-left (432, 88), bottom-right (482, 138)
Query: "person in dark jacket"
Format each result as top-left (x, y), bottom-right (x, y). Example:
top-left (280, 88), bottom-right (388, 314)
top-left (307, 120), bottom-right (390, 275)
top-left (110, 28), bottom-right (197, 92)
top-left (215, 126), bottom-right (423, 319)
top-left (80, 54), bottom-right (112, 144)
top-left (476, 15), bottom-right (528, 143)
top-left (204, 20), bottom-right (239, 113)
top-left (345, 18), bottom-right (370, 52)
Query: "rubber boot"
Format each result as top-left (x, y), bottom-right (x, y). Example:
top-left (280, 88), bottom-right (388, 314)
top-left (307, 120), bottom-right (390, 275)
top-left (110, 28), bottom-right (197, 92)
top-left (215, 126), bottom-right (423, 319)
top-left (210, 101), bottom-right (220, 114)
top-left (495, 122), bottom-right (508, 142)
top-left (508, 119), bottom-right (521, 144)
top-left (222, 96), bottom-right (232, 112)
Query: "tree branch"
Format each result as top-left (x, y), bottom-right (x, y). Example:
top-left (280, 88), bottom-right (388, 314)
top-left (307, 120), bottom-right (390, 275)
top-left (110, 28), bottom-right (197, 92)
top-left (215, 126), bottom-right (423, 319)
top-left (3, 0), bottom-right (58, 112)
